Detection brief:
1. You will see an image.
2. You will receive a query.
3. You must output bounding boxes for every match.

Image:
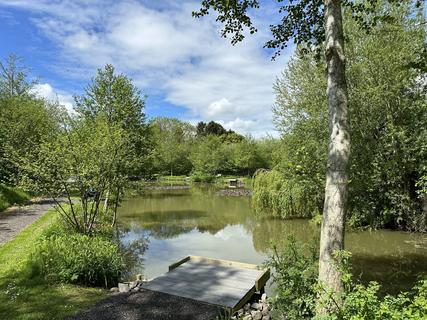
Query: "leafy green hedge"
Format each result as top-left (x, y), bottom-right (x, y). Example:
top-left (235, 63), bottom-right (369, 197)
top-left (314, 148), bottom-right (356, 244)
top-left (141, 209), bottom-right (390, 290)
top-left (33, 233), bottom-right (123, 288)
top-left (0, 184), bottom-right (31, 212)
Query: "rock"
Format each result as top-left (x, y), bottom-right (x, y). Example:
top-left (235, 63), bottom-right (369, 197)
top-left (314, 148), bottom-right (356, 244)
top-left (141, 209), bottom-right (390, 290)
top-left (261, 293), bottom-right (267, 302)
top-left (237, 309), bottom-right (244, 316)
top-left (251, 310), bottom-right (262, 320)
top-left (244, 303), bottom-right (251, 311)
top-left (242, 315), bottom-right (252, 320)
top-left (251, 303), bottom-right (262, 311)
top-left (109, 287), bottom-right (119, 292)
top-left (261, 307), bottom-right (269, 316)
top-left (129, 281), bottom-right (139, 289)
top-left (118, 282), bottom-right (130, 293)
top-left (262, 315), bottom-right (271, 320)
top-left (131, 286), bottom-right (141, 292)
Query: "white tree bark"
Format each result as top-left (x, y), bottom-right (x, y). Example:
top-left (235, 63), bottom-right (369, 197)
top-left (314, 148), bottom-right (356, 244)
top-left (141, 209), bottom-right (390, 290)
top-left (318, 0), bottom-right (350, 311)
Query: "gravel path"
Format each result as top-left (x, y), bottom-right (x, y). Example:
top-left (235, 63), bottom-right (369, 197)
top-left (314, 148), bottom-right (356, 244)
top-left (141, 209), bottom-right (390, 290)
top-left (0, 199), bottom-right (56, 245)
top-left (67, 290), bottom-right (224, 320)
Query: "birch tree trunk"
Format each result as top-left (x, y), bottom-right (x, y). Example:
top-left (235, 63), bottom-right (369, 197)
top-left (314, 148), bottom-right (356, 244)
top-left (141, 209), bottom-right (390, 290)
top-left (318, 0), bottom-right (350, 312)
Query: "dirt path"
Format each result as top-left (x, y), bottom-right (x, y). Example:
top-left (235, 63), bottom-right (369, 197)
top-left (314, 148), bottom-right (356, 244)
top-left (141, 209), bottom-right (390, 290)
top-left (0, 199), bottom-right (56, 245)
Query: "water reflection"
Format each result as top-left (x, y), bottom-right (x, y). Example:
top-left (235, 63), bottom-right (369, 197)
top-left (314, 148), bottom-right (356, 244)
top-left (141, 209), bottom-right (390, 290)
top-left (118, 187), bottom-right (427, 294)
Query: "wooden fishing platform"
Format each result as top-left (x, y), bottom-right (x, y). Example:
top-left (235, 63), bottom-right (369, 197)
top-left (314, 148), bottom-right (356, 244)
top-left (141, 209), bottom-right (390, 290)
top-left (142, 256), bottom-right (270, 313)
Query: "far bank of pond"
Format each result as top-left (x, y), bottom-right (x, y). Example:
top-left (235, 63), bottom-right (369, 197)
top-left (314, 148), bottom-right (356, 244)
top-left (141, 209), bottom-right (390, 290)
top-left (118, 185), bottom-right (426, 295)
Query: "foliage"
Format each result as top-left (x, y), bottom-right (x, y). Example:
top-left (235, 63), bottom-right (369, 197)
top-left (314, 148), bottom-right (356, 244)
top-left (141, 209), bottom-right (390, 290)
top-left (196, 121), bottom-right (242, 139)
top-left (266, 235), bottom-right (319, 319)
top-left (189, 133), bottom-right (265, 176)
top-left (0, 184), bottom-right (31, 212)
top-left (268, 237), bottom-right (427, 320)
top-left (22, 65), bottom-right (149, 234)
top-left (0, 54), bottom-right (36, 97)
top-left (74, 64), bottom-right (150, 177)
top-left (252, 170), bottom-right (320, 218)
top-left (150, 117), bottom-right (195, 176)
top-left (0, 209), bottom-right (106, 320)
top-left (260, 2), bottom-right (427, 230)
top-left (33, 232), bottom-right (123, 288)
top-left (0, 55), bottom-right (59, 185)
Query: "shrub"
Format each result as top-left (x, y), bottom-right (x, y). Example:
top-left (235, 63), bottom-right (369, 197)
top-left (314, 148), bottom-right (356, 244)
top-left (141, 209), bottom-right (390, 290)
top-left (0, 184), bottom-right (31, 212)
top-left (267, 237), bottom-right (427, 320)
top-left (33, 233), bottom-right (124, 288)
top-left (191, 171), bottom-right (216, 183)
top-left (266, 235), bottom-right (319, 319)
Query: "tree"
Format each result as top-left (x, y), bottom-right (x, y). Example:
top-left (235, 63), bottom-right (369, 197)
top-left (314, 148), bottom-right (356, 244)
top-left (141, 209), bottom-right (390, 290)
top-left (0, 54), bottom-right (35, 97)
top-left (150, 117), bottom-right (195, 176)
top-left (75, 64), bottom-right (149, 208)
top-left (193, 0), bottom-right (423, 310)
top-left (75, 64), bottom-right (150, 177)
top-left (0, 55), bottom-right (58, 184)
top-left (23, 65), bottom-right (147, 233)
top-left (272, 2), bottom-right (426, 231)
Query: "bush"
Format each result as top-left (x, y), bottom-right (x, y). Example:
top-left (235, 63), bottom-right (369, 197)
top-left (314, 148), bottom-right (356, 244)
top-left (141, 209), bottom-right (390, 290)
top-left (191, 171), bottom-right (216, 183)
top-left (0, 184), bottom-right (31, 212)
top-left (266, 235), bottom-right (319, 319)
top-left (267, 237), bottom-right (427, 320)
top-left (33, 233), bottom-right (124, 288)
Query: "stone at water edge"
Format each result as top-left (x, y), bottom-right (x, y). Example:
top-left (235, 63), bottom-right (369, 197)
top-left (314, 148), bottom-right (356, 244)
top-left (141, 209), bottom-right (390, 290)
top-left (109, 287), bottom-right (119, 293)
top-left (244, 303), bottom-right (251, 311)
top-left (261, 306), bottom-right (269, 316)
top-left (118, 283), bottom-right (130, 293)
top-left (251, 310), bottom-right (263, 320)
top-left (261, 293), bottom-right (267, 302)
top-left (251, 302), bottom-right (262, 311)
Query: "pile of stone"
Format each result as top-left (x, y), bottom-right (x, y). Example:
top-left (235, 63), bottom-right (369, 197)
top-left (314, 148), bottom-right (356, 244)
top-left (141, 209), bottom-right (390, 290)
top-left (110, 275), bottom-right (149, 293)
top-left (231, 293), bottom-right (271, 320)
top-left (216, 189), bottom-right (253, 197)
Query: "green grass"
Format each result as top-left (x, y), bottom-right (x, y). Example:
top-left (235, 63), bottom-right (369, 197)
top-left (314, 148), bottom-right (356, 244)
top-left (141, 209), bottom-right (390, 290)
top-left (0, 209), bottom-right (107, 320)
top-left (0, 184), bottom-right (31, 212)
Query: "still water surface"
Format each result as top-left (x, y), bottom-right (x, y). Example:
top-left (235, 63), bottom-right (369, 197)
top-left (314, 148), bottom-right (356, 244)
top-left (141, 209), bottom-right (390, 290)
top-left (118, 186), bottom-right (426, 294)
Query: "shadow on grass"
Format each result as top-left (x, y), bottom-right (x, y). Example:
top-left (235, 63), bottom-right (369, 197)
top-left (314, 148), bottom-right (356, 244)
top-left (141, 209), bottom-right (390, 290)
top-left (0, 273), bottom-right (106, 320)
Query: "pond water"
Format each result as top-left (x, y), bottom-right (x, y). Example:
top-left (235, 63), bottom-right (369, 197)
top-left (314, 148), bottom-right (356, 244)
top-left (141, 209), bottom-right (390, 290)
top-left (118, 186), bottom-right (427, 295)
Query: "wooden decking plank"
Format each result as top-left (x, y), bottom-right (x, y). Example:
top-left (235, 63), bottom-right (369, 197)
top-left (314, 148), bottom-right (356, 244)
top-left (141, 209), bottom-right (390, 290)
top-left (147, 272), bottom-right (255, 291)
top-left (142, 256), bottom-right (270, 311)
top-left (175, 262), bottom-right (263, 281)
top-left (144, 277), bottom-right (250, 298)
top-left (161, 267), bottom-right (260, 287)
top-left (143, 282), bottom-right (245, 308)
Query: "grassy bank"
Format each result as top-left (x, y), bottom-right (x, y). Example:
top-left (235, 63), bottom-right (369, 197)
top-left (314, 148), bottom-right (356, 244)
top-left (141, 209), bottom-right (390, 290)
top-left (0, 209), bottom-right (107, 320)
top-left (0, 184), bottom-right (31, 212)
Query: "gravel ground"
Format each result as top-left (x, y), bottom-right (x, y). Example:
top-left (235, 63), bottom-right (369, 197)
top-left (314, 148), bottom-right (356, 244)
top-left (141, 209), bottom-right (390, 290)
top-left (0, 199), bottom-right (56, 244)
top-left (67, 290), bottom-right (224, 320)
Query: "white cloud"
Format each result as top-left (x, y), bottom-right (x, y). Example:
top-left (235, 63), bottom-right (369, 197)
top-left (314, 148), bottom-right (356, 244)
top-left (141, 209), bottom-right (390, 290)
top-left (1, 0), bottom-right (291, 137)
top-left (31, 83), bottom-right (74, 113)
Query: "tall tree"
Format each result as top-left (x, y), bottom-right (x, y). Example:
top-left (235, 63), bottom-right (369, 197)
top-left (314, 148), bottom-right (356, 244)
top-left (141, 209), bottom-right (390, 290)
top-left (0, 54), bottom-right (35, 97)
top-left (193, 0), bottom-right (423, 310)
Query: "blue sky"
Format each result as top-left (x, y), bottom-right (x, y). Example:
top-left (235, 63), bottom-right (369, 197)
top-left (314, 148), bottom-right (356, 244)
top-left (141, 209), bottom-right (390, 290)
top-left (0, 0), bottom-right (292, 137)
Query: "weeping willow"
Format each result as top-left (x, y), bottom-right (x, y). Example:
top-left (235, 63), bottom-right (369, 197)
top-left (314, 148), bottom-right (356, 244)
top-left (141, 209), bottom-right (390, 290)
top-left (252, 169), bottom-right (319, 219)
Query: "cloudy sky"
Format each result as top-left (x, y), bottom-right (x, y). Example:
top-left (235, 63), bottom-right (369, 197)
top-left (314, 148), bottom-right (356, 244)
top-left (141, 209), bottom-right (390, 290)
top-left (0, 0), bottom-right (293, 137)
